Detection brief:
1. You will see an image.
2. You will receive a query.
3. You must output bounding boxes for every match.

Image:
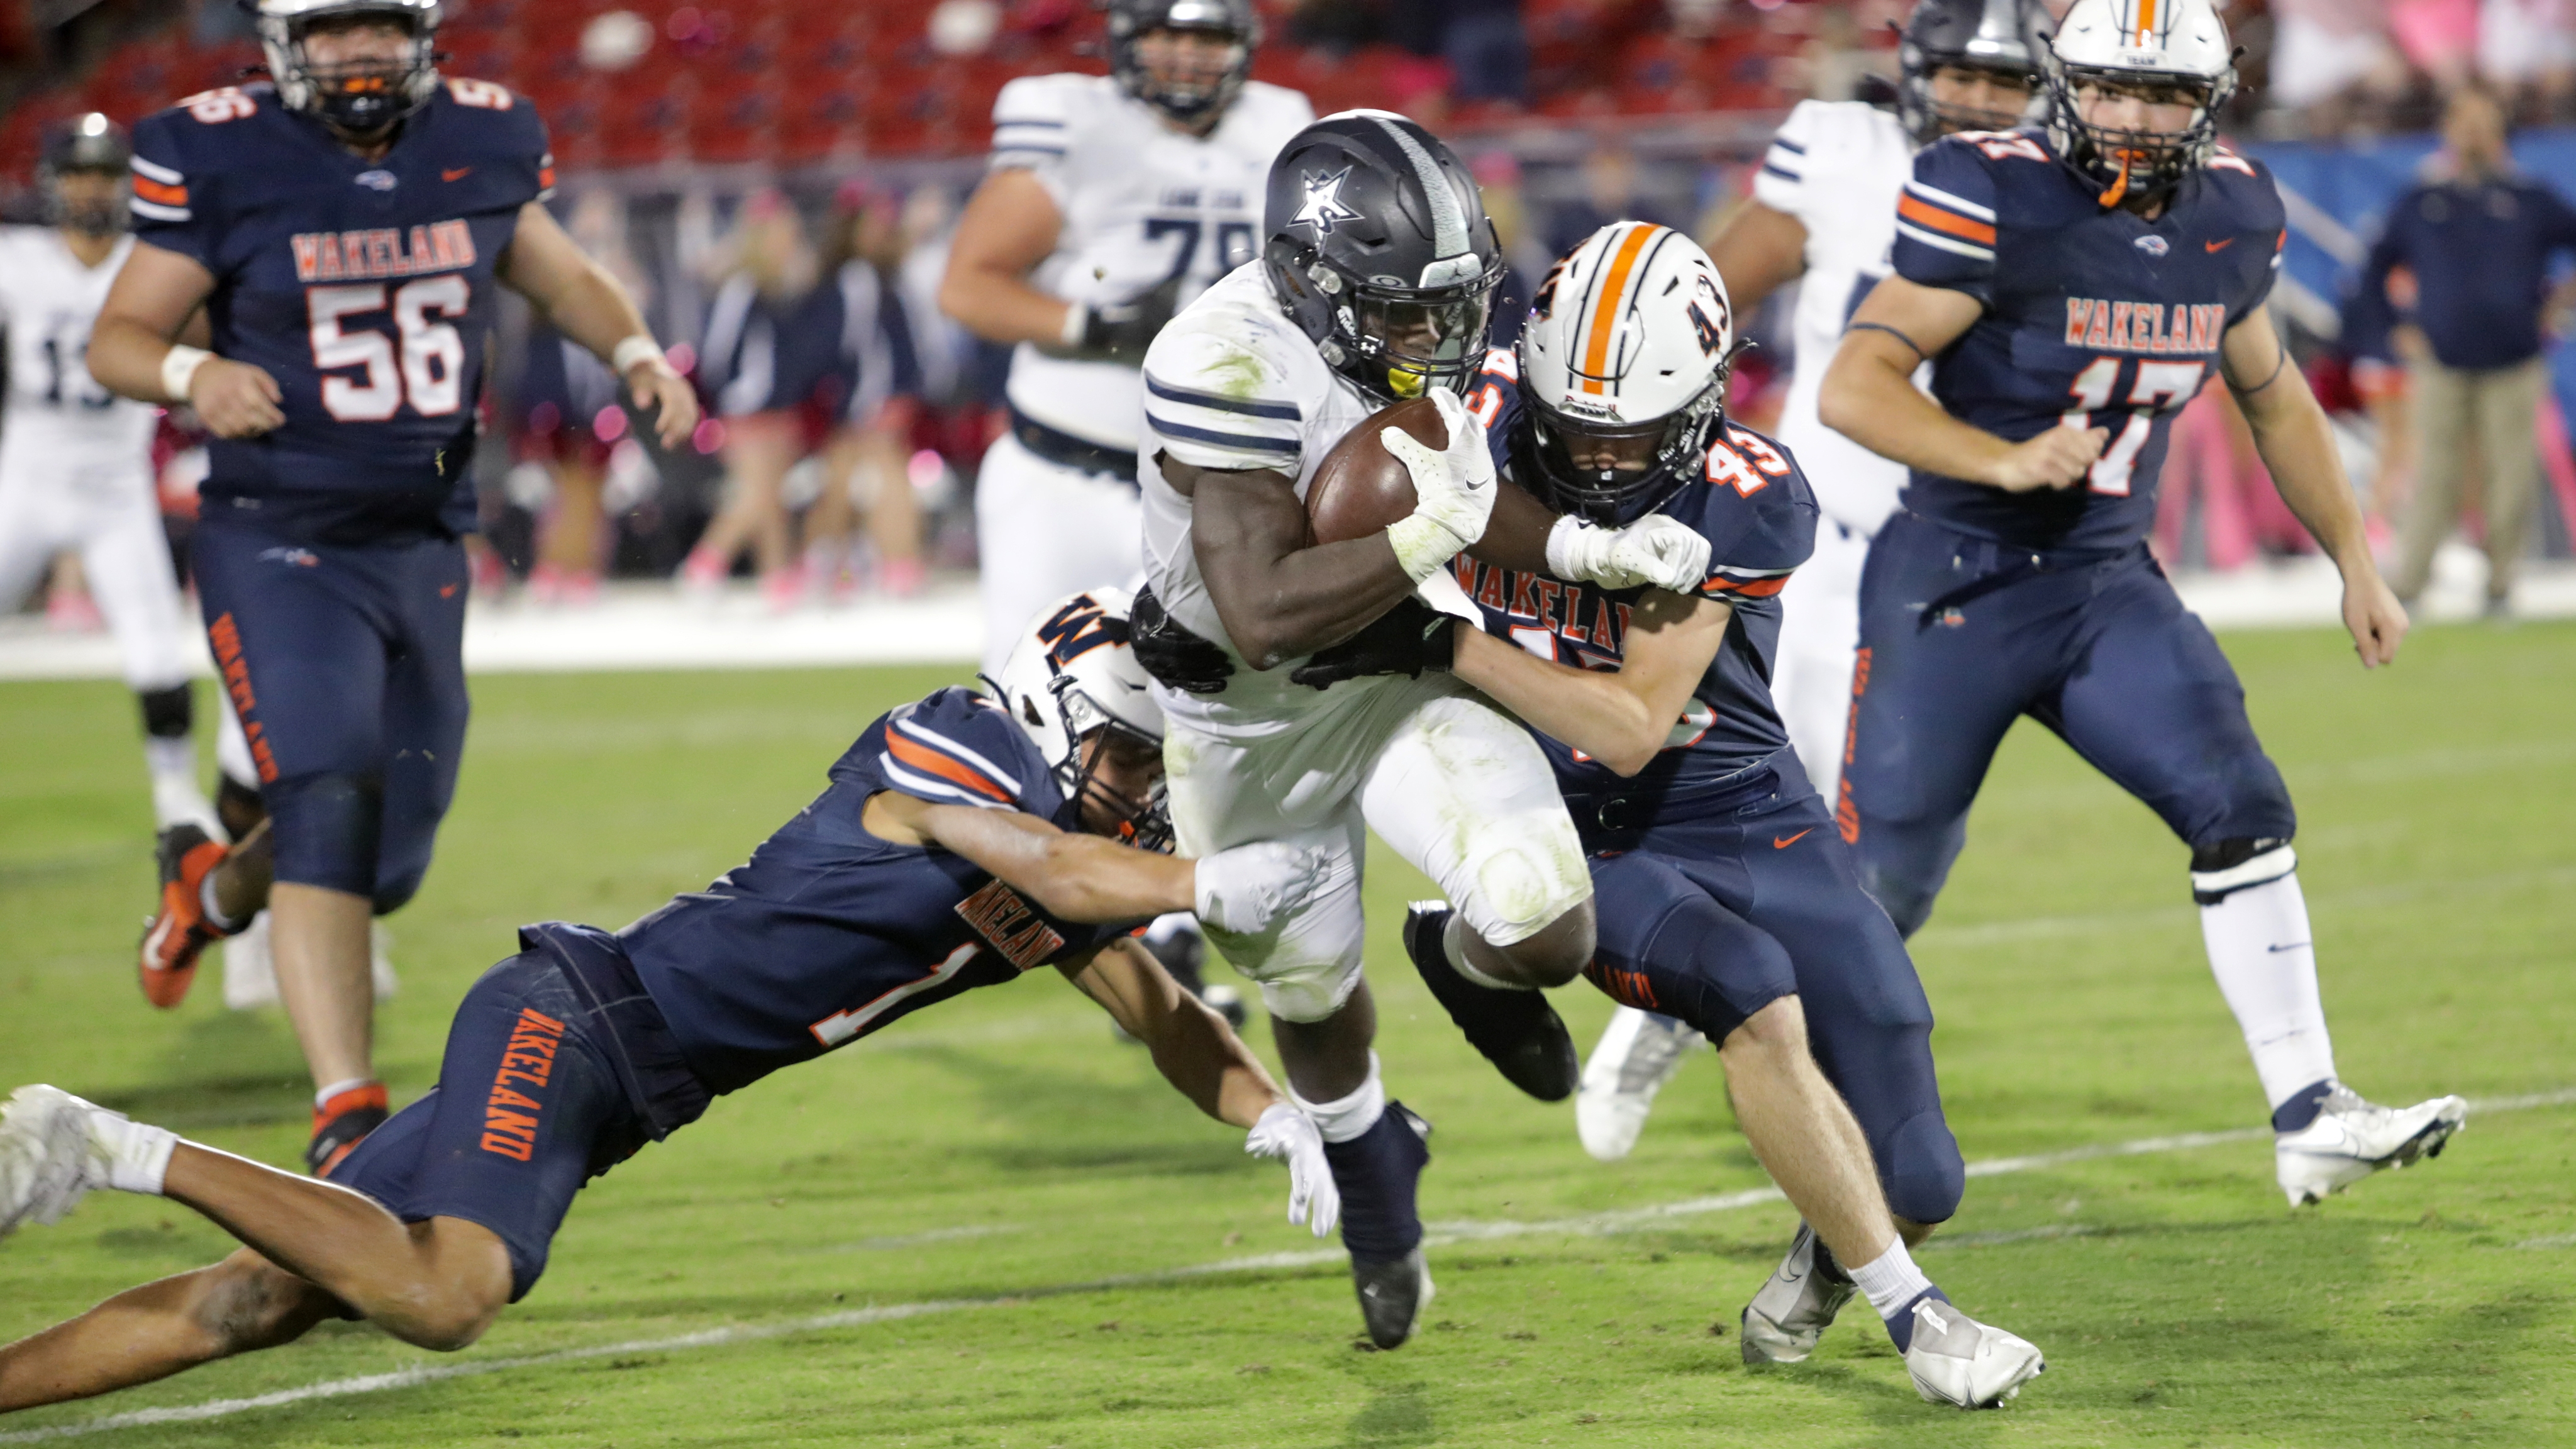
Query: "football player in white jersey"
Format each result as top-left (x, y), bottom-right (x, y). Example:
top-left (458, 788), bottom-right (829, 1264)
top-left (1572, 0), bottom-right (2047, 1163)
top-left (0, 116), bottom-right (217, 838)
top-left (1126, 110), bottom-right (1716, 1351)
top-left (939, 0), bottom-right (1313, 679)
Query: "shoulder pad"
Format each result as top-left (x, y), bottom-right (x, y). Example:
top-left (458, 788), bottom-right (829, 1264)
top-left (1678, 424), bottom-right (1818, 596)
top-left (877, 687), bottom-right (1047, 813)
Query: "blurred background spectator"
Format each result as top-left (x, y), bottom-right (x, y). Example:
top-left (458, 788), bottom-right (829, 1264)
top-left (4, 0), bottom-right (2574, 609)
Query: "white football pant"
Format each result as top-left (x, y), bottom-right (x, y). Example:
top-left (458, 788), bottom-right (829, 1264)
top-left (973, 433), bottom-right (1145, 678)
top-left (1767, 515), bottom-right (1871, 806)
top-left (0, 455), bottom-right (193, 692)
top-left (1163, 673), bottom-right (1592, 1023)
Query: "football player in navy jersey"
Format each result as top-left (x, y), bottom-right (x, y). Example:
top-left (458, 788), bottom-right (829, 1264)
top-left (0, 591), bottom-right (1340, 1411)
top-left (1287, 225), bottom-right (2046, 1409)
top-left (1819, 0), bottom-right (2464, 1210)
top-left (86, 0), bottom-right (699, 1176)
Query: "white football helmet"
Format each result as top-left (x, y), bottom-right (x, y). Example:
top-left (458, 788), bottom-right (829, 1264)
top-left (1514, 221), bottom-right (1735, 526)
top-left (2043, 0), bottom-right (2236, 206)
top-left (982, 587), bottom-right (1172, 850)
top-left (257, 0), bottom-right (443, 135)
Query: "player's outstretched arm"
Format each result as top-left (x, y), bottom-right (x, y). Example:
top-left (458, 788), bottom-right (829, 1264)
top-left (1057, 942), bottom-right (1340, 1236)
top-left (87, 242), bottom-right (283, 438)
top-left (497, 203), bottom-right (699, 450)
top-left (1822, 276), bottom-right (2107, 491)
top-left (2222, 308), bottom-right (2407, 668)
top-left (1452, 591), bottom-right (1734, 777)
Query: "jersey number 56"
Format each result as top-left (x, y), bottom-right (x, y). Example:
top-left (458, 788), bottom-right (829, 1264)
top-left (308, 279), bottom-right (470, 421)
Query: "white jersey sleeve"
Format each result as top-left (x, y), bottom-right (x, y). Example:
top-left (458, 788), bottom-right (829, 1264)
top-left (989, 74), bottom-right (1077, 208)
top-left (1141, 328), bottom-right (1306, 474)
top-left (0, 228), bottom-right (159, 472)
top-left (1751, 99), bottom-right (1827, 216)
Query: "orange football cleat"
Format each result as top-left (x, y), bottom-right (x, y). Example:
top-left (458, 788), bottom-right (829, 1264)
top-left (308, 1082), bottom-right (391, 1177)
top-left (137, 824), bottom-right (238, 1009)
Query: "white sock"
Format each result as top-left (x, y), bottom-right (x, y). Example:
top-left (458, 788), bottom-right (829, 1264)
top-left (89, 1110), bottom-right (179, 1195)
top-left (315, 1078), bottom-right (375, 1112)
top-left (1847, 1236), bottom-right (1936, 1324)
top-left (2197, 866), bottom-right (2337, 1113)
top-left (143, 734), bottom-right (195, 785)
top-left (1443, 913), bottom-right (1531, 992)
top-left (1289, 1051), bottom-right (1387, 1145)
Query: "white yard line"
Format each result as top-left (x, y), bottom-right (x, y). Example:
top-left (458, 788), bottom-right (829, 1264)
top-left (4, 1087), bottom-right (2568, 1443)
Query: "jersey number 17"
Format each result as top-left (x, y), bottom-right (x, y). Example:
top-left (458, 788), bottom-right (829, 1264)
top-left (2062, 357), bottom-right (2204, 496)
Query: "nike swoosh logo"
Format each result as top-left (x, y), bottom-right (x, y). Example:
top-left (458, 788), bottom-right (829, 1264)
top-left (2267, 941), bottom-right (2311, 953)
top-left (1774, 830), bottom-right (1813, 849)
top-left (442, 167), bottom-right (474, 182)
top-left (2205, 238), bottom-right (2235, 253)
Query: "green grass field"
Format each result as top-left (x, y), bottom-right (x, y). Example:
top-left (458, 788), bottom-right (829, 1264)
top-left (3, 620), bottom-right (2572, 1448)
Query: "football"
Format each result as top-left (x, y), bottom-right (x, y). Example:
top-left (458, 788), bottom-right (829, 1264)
top-left (1304, 396), bottom-right (1444, 545)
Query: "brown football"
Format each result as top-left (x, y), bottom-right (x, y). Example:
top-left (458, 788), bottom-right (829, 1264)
top-left (1304, 397), bottom-right (1444, 545)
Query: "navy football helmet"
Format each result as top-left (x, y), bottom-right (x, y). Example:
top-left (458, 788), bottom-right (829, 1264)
top-left (39, 113), bottom-right (130, 235)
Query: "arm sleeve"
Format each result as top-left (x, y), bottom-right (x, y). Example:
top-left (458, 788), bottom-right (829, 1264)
top-left (1690, 426), bottom-right (1818, 599)
top-left (1140, 325), bottom-right (1305, 473)
top-left (877, 690), bottom-right (1046, 813)
top-left (1890, 138), bottom-right (2000, 307)
top-left (989, 75), bottom-right (1074, 210)
top-left (1750, 101), bottom-right (1824, 219)
top-left (126, 113), bottom-right (218, 271)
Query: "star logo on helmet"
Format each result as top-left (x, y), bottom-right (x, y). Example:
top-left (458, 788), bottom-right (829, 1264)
top-left (1291, 167), bottom-right (1362, 236)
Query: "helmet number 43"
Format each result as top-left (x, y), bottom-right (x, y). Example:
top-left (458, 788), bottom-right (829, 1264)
top-left (2062, 357), bottom-right (2204, 496)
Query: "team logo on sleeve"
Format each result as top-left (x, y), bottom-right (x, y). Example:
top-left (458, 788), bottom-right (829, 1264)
top-left (1291, 167), bottom-right (1361, 236)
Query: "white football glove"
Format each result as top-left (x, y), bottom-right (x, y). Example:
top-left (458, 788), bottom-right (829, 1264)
top-left (1381, 387), bottom-right (1498, 581)
top-left (1545, 513), bottom-right (1713, 594)
top-left (1245, 1101), bottom-right (1340, 1238)
top-left (1192, 841), bottom-right (1332, 935)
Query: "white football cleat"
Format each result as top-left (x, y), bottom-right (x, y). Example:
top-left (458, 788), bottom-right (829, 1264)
top-left (1574, 1006), bottom-right (1703, 1162)
top-left (1903, 1297), bottom-right (2045, 1409)
top-left (2275, 1085), bottom-right (2467, 1207)
top-left (1740, 1223), bottom-right (1857, 1365)
top-left (0, 1085), bottom-right (105, 1241)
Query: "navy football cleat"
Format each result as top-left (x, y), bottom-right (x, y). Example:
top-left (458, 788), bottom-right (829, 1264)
top-left (1324, 1101), bottom-right (1434, 1349)
top-left (1401, 902), bottom-right (1579, 1101)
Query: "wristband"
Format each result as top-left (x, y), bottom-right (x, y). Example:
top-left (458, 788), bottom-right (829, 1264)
top-left (610, 334), bottom-right (666, 375)
top-left (160, 345), bottom-right (212, 404)
top-left (1058, 301), bottom-right (1090, 349)
top-left (1543, 515), bottom-right (1591, 580)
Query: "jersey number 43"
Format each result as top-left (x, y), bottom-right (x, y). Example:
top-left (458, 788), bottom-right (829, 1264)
top-left (308, 278), bottom-right (470, 421)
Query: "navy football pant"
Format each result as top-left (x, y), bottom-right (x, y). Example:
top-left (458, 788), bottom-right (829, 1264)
top-left (330, 925), bottom-right (707, 1300)
top-left (1843, 513), bottom-right (2297, 937)
top-left (191, 517), bottom-right (469, 912)
top-left (1575, 755), bottom-right (1965, 1226)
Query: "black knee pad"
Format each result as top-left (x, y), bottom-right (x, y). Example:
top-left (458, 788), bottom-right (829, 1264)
top-left (138, 683), bottom-right (194, 739)
top-left (1881, 1109), bottom-right (1965, 1226)
top-left (2189, 835), bottom-right (2297, 906)
top-left (264, 772), bottom-right (384, 898)
top-left (216, 774), bottom-right (267, 840)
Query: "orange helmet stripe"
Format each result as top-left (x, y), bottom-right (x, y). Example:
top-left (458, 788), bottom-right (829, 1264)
top-left (1579, 223), bottom-right (1660, 395)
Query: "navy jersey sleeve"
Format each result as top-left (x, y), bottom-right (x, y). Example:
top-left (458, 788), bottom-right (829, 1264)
top-left (126, 99), bottom-right (230, 270)
top-left (1682, 424), bottom-right (1818, 601)
top-left (869, 687), bottom-right (1055, 814)
top-left (1468, 347), bottom-right (1522, 477)
top-left (1892, 134), bottom-right (2006, 306)
top-left (2211, 152), bottom-right (2287, 323)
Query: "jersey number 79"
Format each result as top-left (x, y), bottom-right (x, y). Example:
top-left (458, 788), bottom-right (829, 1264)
top-left (309, 278), bottom-right (470, 421)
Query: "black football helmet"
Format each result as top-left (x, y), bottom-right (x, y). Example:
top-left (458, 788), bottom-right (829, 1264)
top-left (1895, 0), bottom-right (2045, 145)
top-left (39, 114), bottom-right (130, 236)
top-left (1106, 0), bottom-right (1259, 127)
top-left (257, 0), bottom-right (442, 136)
top-left (1262, 110), bottom-right (1506, 404)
